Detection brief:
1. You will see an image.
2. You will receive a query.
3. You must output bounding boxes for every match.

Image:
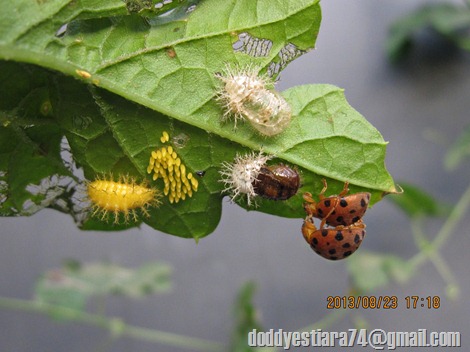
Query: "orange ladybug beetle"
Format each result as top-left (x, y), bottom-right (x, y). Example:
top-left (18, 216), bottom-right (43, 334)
top-left (302, 218), bottom-right (366, 260)
top-left (303, 179), bottom-right (371, 229)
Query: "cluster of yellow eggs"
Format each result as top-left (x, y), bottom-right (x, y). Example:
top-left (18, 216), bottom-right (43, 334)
top-left (147, 131), bottom-right (198, 204)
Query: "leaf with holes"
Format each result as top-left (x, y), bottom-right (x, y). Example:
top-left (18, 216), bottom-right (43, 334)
top-left (0, 0), bottom-right (397, 239)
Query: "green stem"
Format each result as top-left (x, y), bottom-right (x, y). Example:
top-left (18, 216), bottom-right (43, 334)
top-left (410, 218), bottom-right (428, 251)
top-left (429, 252), bottom-right (459, 291)
top-left (409, 180), bottom-right (470, 267)
top-left (0, 296), bottom-right (224, 352)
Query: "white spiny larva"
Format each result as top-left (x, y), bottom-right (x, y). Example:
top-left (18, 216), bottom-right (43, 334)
top-left (218, 151), bottom-right (271, 206)
top-left (215, 65), bottom-right (292, 136)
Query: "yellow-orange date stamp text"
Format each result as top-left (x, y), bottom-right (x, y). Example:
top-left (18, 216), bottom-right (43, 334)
top-left (326, 296), bottom-right (441, 309)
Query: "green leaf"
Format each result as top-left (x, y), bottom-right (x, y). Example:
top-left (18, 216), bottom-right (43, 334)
top-left (387, 182), bottom-right (449, 219)
top-left (445, 125), bottom-right (470, 170)
top-left (387, 3), bottom-right (470, 61)
top-left (0, 62), bottom-right (73, 216)
top-left (0, 0), bottom-right (397, 238)
top-left (35, 261), bottom-right (172, 314)
top-left (347, 251), bottom-right (415, 293)
top-left (0, 60), bottom-right (396, 237)
top-left (230, 282), bottom-right (263, 352)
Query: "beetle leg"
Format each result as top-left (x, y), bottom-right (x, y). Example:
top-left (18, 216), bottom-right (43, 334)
top-left (318, 178), bottom-right (328, 200)
top-left (301, 218), bottom-right (318, 243)
top-left (338, 181), bottom-right (350, 197)
top-left (319, 197), bottom-right (340, 229)
top-left (302, 192), bottom-right (315, 203)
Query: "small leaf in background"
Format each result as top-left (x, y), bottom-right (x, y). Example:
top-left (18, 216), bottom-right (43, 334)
top-left (387, 182), bottom-right (449, 219)
top-left (230, 282), bottom-right (263, 352)
top-left (35, 261), bottom-right (172, 317)
top-left (445, 283), bottom-right (461, 301)
top-left (347, 251), bottom-right (414, 293)
top-left (387, 3), bottom-right (470, 62)
top-left (445, 125), bottom-right (470, 171)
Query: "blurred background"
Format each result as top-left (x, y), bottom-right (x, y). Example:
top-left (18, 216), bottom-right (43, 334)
top-left (1, 0), bottom-right (470, 351)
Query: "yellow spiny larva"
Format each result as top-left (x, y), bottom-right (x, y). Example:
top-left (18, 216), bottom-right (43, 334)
top-left (215, 65), bottom-right (292, 136)
top-left (147, 131), bottom-right (199, 203)
top-left (87, 175), bottom-right (161, 224)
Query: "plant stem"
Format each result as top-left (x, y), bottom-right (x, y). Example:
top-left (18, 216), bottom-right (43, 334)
top-left (409, 180), bottom-right (470, 267)
top-left (429, 252), bottom-right (459, 295)
top-left (0, 296), bottom-right (224, 352)
top-left (410, 218), bottom-right (428, 251)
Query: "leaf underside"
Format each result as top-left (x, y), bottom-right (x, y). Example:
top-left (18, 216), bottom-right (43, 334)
top-left (0, 0), bottom-right (395, 239)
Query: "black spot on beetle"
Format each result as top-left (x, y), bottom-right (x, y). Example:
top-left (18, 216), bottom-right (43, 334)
top-left (312, 238), bottom-right (318, 245)
top-left (352, 216), bottom-right (360, 223)
top-left (340, 199), bottom-right (348, 207)
top-left (317, 208), bottom-right (323, 216)
top-left (321, 229), bottom-right (328, 237)
top-left (324, 200), bottom-right (331, 207)
top-left (361, 198), bottom-right (367, 207)
top-left (335, 232), bottom-right (344, 241)
top-left (329, 256), bottom-right (338, 260)
top-left (329, 249), bottom-right (336, 255)
top-left (349, 209), bottom-right (357, 214)
top-left (354, 234), bottom-right (360, 244)
top-left (336, 216), bottom-right (344, 224)
top-left (342, 243), bottom-right (351, 248)
top-left (344, 251), bottom-right (353, 257)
